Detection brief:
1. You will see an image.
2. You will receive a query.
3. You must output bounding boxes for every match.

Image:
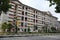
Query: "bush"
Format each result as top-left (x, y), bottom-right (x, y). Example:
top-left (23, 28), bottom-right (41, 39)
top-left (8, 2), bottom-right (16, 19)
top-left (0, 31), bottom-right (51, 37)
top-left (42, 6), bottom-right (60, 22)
top-left (28, 28), bottom-right (30, 33)
top-left (1, 22), bottom-right (13, 32)
top-left (51, 27), bottom-right (57, 33)
top-left (1, 22), bottom-right (8, 32)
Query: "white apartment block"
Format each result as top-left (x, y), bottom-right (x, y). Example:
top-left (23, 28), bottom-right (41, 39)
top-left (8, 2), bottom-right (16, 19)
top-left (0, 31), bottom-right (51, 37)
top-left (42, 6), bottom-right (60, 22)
top-left (57, 21), bottom-right (60, 30)
top-left (0, 0), bottom-right (60, 32)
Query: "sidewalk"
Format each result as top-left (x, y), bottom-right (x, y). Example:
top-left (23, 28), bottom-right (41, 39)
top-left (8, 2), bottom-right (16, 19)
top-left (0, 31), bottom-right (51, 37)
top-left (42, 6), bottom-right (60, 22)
top-left (0, 33), bottom-right (60, 38)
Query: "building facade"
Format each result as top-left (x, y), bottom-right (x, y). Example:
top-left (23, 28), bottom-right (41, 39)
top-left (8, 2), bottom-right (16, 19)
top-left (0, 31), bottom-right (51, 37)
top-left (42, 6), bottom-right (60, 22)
top-left (0, 0), bottom-right (60, 32)
top-left (57, 21), bottom-right (60, 30)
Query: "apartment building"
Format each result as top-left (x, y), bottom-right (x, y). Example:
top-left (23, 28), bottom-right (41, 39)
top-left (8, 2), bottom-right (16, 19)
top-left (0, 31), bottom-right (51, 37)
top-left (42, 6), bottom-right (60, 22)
top-left (0, 16), bottom-right (1, 26)
top-left (57, 21), bottom-right (60, 30)
top-left (0, 0), bottom-right (60, 32)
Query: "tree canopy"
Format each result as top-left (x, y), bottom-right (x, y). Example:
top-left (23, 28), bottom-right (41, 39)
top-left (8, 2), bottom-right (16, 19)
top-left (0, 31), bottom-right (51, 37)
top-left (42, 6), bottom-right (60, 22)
top-left (0, 0), bottom-right (11, 13)
top-left (48, 0), bottom-right (60, 13)
top-left (1, 22), bottom-right (13, 32)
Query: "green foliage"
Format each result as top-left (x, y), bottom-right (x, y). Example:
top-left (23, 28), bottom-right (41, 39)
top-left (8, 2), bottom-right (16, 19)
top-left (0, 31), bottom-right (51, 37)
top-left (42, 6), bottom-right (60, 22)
top-left (24, 29), bottom-right (26, 32)
top-left (0, 0), bottom-right (11, 13)
top-left (48, 0), bottom-right (60, 13)
top-left (17, 28), bottom-right (20, 31)
top-left (51, 27), bottom-right (56, 31)
top-left (42, 23), bottom-right (49, 33)
top-left (51, 27), bottom-right (57, 32)
top-left (1, 22), bottom-right (8, 31)
top-left (34, 25), bottom-right (38, 30)
top-left (7, 23), bottom-right (13, 32)
top-left (28, 28), bottom-right (30, 32)
top-left (1, 22), bottom-right (13, 32)
top-left (42, 26), bottom-right (48, 33)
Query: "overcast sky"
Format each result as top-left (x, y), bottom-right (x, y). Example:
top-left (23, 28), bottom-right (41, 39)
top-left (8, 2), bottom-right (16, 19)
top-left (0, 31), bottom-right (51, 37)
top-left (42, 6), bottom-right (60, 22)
top-left (19, 0), bottom-right (60, 21)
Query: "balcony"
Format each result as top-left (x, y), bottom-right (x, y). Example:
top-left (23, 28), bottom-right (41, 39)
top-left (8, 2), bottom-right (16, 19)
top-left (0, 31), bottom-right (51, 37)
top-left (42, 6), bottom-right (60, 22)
top-left (17, 17), bottom-right (21, 20)
top-left (8, 19), bottom-right (13, 21)
top-left (28, 9), bottom-right (33, 12)
top-left (9, 8), bottom-right (15, 12)
top-left (17, 14), bottom-right (21, 16)
top-left (18, 8), bottom-right (22, 11)
top-left (18, 6), bottom-right (22, 9)
top-left (8, 12), bottom-right (14, 15)
top-left (11, 2), bottom-right (15, 5)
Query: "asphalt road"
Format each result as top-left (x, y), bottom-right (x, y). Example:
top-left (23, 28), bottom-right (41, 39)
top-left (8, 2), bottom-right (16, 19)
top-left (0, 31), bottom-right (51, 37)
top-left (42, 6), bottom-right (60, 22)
top-left (0, 35), bottom-right (60, 40)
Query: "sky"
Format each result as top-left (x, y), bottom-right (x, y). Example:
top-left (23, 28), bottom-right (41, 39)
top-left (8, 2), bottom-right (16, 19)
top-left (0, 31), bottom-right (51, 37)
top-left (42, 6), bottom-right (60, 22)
top-left (19, 0), bottom-right (60, 21)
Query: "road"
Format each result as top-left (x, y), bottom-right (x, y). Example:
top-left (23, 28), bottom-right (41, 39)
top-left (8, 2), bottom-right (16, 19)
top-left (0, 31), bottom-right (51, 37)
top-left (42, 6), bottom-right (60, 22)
top-left (0, 35), bottom-right (60, 40)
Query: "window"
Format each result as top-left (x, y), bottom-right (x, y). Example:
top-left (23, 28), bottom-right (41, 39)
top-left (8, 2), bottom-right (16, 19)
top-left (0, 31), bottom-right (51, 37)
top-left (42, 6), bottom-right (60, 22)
top-left (21, 22), bottom-right (23, 27)
top-left (44, 22), bottom-right (45, 24)
top-left (42, 21), bottom-right (44, 24)
top-left (36, 11), bottom-right (37, 13)
top-left (33, 19), bottom-right (35, 23)
top-left (25, 23), bottom-right (27, 27)
top-left (36, 20), bottom-right (37, 23)
top-left (33, 15), bottom-right (35, 18)
top-left (36, 15), bottom-right (37, 18)
top-left (22, 11), bottom-right (24, 15)
top-left (22, 6), bottom-right (24, 9)
top-left (13, 20), bottom-right (15, 22)
top-left (21, 17), bottom-right (24, 21)
top-left (26, 7), bottom-right (28, 10)
top-left (34, 10), bottom-right (35, 13)
top-left (44, 17), bottom-right (45, 20)
top-left (25, 12), bottom-right (27, 15)
top-left (25, 17), bottom-right (27, 21)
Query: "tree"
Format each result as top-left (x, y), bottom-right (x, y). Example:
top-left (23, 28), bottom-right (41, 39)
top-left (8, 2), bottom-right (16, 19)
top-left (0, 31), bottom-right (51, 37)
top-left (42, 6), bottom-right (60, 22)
top-left (24, 29), bottom-right (26, 32)
top-left (0, 0), bottom-right (11, 23)
top-left (34, 25), bottom-right (38, 31)
top-left (42, 23), bottom-right (49, 33)
top-left (28, 28), bottom-right (30, 33)
top-left (0, 0), bottom-right (11, 13)
top-left (0, 0), bottom-right (11, 32)
top-left (51, 27), bottom-right (57, 32)
top-left (1, 22), bottom-right (13, 32)
top-left (42, 26), bottom-right (48, 33)
top-left (47, 0), bottom-right (60, 13)
top-left (1, 22), bottom-right (8, 32)
top-left (7, 23), bottom-right (13, 32)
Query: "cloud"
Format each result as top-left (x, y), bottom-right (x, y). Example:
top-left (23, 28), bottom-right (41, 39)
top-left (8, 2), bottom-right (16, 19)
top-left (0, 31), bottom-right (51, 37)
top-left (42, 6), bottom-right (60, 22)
top-left (20, 0), bottom-right (30, 4)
